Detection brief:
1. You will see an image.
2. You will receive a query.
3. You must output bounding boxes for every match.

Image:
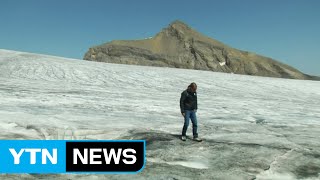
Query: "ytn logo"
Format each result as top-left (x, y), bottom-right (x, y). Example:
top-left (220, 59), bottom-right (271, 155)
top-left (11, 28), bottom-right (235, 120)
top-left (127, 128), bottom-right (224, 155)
top-left (0, 140), bottom-right (145, 173)
top-left (9, 148), bottom-right (57, 164)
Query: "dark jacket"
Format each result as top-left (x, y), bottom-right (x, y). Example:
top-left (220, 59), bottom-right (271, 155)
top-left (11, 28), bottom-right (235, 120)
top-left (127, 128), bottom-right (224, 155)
top-left (180, 89), bottom-right (198, 113)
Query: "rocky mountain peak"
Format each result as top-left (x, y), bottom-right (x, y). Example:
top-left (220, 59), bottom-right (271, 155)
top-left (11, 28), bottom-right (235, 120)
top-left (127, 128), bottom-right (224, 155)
top-left (155, 20), bottom-right (192, 40)
top-left (83, 20), bottom-right (317, 80)
top-left (168, 20), bottom-right (192, 31)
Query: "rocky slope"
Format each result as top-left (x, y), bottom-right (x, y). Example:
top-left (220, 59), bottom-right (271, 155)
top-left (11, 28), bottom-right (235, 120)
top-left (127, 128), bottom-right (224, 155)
top-left (84, 20), bottom-right (316, 80)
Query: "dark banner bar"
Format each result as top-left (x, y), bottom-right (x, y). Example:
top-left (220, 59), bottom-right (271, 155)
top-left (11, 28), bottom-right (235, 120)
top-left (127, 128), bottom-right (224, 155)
top-left (66, 141), bottom-right (145, 172)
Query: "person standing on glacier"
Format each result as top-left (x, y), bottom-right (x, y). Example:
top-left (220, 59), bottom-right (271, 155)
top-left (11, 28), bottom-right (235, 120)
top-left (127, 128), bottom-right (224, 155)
top-left (180, 82), bottom-right (202, 142)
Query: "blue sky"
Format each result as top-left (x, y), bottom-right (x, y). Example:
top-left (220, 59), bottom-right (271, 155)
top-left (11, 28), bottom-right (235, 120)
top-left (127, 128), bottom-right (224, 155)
top-left (0, 0), bottom-right (319, 75)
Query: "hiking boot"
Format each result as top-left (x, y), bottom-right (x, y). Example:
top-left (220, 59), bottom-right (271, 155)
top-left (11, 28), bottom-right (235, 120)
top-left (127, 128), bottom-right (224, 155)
top-left (193, 137), bottom-right (202, 142)
top-left (181, 136), bottom-right (187, 141)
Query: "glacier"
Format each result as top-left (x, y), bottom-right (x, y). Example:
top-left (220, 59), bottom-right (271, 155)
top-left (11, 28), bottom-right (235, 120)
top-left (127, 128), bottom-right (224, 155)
top-left (0, 49), bottom-right (320, 179)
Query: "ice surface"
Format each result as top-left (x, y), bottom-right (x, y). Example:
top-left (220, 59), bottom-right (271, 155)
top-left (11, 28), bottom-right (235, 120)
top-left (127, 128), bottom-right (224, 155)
top-left (0, 49), bottom-right (320, 179)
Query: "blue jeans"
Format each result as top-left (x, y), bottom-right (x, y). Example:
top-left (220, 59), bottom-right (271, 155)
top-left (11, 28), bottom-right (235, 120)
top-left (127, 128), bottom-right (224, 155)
top-left (182, 110), bottom-right (198, 138)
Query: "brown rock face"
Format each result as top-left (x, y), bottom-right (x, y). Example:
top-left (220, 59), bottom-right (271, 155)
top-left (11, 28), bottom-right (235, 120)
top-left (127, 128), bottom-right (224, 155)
top-left (84, 20), bottom-right (316, 80)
